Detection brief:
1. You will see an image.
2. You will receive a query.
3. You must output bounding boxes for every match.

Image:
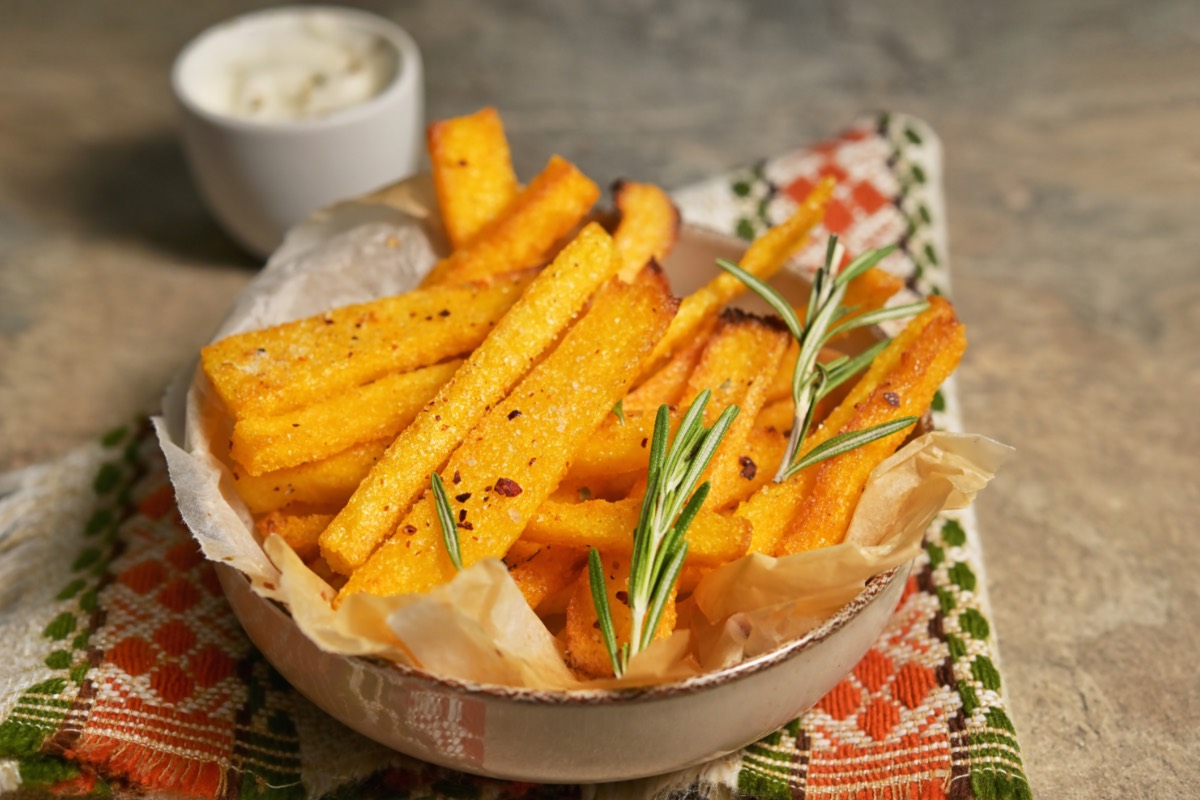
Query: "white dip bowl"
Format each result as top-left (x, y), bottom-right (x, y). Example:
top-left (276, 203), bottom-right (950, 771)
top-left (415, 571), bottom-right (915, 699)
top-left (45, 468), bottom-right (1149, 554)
top-left (171, 6), bottom-right (423, 257)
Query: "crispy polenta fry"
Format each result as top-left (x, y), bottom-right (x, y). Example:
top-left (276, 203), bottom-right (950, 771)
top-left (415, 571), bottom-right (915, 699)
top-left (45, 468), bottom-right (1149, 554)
top-left (736, 296), bottom-right (964, 555)
top-left (202, 272), bottom-right (534, 419)
top-left (841, 266), bottom-right (905, 326)
top-left (564, 553), bottom-right (676, 679)
top-left (255, 509), bottom-right (334, 562)
top-left (623, 331), bottom-right (710, 413)
top-left (320, 223), bottom-right (626, 576)
top-left (720, 424), bottom-right (788, 507)
top-left (231, 360), bottom-right (461, 476)
top-left (232, 439), bottom-right (387, 515)
top-left (642, 177), bottom-right (834, 369)
top-left (679, 309), bottom-right (790, 509)
top-left (612, 180), bottom-right (681, 281)
top-left (336, 264), bottom-right (676, 597)
top-left (507, 544), bottom-right (588, 611)
top-left (428, 107), bottom-right (520, 249)
top-left (523, 497), bottom-right (750, 567)
top-left (420, 155), bottom-right (601, 286)
top-left (775, 297), bottom-right (966, 555)
top-left (755, 397), bottom-right (796, 434)
top-left (566, 408), bottom-right (674, 481)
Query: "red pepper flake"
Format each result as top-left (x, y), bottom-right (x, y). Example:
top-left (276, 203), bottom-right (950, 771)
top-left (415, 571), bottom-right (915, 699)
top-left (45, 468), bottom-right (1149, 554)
top-left (494, 477), bottom-right (522, 497)
top-left (438, 309), bottom-right (451, 317)
top-left (402, 525), bottom-right (417, 535)
top-left (883, 391), bottom-right (901, 408)
top-left (738, 455), bottom-right (757, 480)
top-left (615, 590), bottom-right (629, 606)
top-left (455, 492), bottom-right (472, 502)
top-left (452, 470), bottom-right (461, 484)
top-left (640, 437), bottom-right (648, 448)
top-left (457, 520), bottom-right (475, 531)
top-left (458, 509), bottom-right (468, 523)
top-left (292, 423), bottom-right (300, 427)
top-left (507, 409), bottom-right (522, 420)
top-left (528, 457), bottom-right (537, 466)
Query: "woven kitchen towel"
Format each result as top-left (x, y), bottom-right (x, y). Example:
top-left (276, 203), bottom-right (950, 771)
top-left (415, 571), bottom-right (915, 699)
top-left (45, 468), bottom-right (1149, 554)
top-left (0, 113), bottom-right (1030, 799)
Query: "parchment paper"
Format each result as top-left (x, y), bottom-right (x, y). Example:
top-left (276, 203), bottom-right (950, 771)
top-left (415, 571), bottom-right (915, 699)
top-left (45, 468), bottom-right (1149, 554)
top-left (154, 176), bottom-right (1011, 689)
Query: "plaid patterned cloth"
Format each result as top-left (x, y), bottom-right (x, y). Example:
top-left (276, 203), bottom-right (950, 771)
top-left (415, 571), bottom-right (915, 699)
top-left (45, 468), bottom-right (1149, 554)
top-left (0, 114), bottom-right (1030, 799)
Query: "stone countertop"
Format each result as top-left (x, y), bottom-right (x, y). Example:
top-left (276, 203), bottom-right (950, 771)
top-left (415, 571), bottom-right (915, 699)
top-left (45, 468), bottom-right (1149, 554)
top-left (1, 1), bottom-right (1197, 796)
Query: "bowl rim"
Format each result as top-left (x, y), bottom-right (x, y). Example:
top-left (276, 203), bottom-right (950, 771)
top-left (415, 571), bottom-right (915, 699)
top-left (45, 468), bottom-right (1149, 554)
top-left (225, 562), bottom-right (905, 706)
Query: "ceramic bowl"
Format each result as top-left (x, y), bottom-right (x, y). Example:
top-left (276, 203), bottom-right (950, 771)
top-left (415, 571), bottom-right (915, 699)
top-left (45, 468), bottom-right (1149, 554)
top-left (211, 224), bottom-right (911, 783)
top-left (218, 563), bottom-right (906, 784)
top-left (171, 6), bottom-right (424, 257)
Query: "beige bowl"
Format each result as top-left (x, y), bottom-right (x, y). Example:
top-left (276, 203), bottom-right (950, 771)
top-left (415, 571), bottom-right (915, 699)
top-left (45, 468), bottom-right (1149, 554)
top-left (218, 562), bottom-right (907, 783)
top-left (210, 223), bottom-right (912, 782)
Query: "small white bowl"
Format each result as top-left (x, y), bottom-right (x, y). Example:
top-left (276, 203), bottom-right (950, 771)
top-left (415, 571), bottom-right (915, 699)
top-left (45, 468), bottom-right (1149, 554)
top-left (171, 6), bottom-right (423, 257)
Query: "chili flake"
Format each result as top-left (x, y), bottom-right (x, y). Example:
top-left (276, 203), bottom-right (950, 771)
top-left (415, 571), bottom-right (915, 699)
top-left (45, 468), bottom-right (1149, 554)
top-left (494, 477), bottom-right (522, 497)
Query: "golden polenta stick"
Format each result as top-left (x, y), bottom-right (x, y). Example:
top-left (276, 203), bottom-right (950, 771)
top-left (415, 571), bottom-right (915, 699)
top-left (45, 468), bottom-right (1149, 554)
top-left (612, 180), bottom-right (681, 281)
top-left (232, 439), bottom-right (388, 515)
top-left (254, 509), bottom-right (334, 562)
top-left (643, 176), bottom-right (833, 369)
top-left (623, 330), bottom-right (710, 414)
top-left (428, 107), bottom-right (520, 249)
top-left (566, 408), bottom-right (676, 481)
top-left (230, 360), bottom-right (461, 476)
top-left (420, 155), bottom-right (601, 286)
top-left (719, 424), bottom-right (788, 508)
top-left (775, 297), bottom-right (966, 555)
top-left (524, 497), bottom-right (750, 567)
top-left (202, 272), bottom-right (533, 419)
top-left (736, 296), bottom-right (963, 555)
top-left (679, 309), bottom-right (790, 510)
top-left (322, 224), bottom-right (631, 576)
top-left (506, 544), bottom-right (588, 612)
top-left (564, 552), bottom-right (676, 679)
top-left (338, 265), bottom-right (676, 599)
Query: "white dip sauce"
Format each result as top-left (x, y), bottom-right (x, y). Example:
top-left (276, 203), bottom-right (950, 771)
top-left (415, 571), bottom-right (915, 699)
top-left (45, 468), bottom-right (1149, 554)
top-left (203, 13), bottom-right (395, 122)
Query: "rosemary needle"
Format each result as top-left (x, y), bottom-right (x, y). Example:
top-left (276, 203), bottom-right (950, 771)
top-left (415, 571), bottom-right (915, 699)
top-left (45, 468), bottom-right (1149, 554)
top-left (430, 471), bottom-right (463, 570)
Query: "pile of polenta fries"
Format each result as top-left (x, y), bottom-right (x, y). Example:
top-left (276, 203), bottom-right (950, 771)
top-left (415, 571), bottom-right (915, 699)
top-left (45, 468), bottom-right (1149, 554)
top-left (200, 108), bottom-right (965, 679)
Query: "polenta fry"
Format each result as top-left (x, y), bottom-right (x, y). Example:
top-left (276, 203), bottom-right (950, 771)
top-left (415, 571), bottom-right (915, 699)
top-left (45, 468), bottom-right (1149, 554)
top-left (523, 497), bottom-right (750, 566)
top-left (420, 155), bottom-right (601, 286)
top-left (565, 553), bottom-right (676, 679)
top-left (230, 360), bottom-right (461, 476)
top-left (642, 176), bottom-right (834, 369)
top-left (612, 180), bottom-right (681, 282)
top-left (679, 309), bottom-right (790, 509)
top-left (428, 107), bottom-right (520, 249)
top-left (338, 265), bottom-right (675, 599)
top-left (231, 438), bottom-right (388, 515)
top-left (507, 544), bottom-right (588, 611)
top-left (320, 222), bottom-right (625, 576)
top-left (775, 297), bottom-right (966, 555)
top-left (202, 272), bottom-right (534, 419)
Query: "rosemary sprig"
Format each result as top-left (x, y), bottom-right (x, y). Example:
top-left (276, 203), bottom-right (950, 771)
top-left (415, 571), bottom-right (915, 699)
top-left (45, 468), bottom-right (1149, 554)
top-left (717, 235), bottom-right (929, 482)
top-left (590, 390), bottom-right (738, 677)
top-left (430, 471), bottom-right (463, 570)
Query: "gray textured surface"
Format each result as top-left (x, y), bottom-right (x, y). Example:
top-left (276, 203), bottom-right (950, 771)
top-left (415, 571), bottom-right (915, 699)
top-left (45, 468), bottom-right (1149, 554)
top-left (2, 1), bottom-right (1198, 796)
